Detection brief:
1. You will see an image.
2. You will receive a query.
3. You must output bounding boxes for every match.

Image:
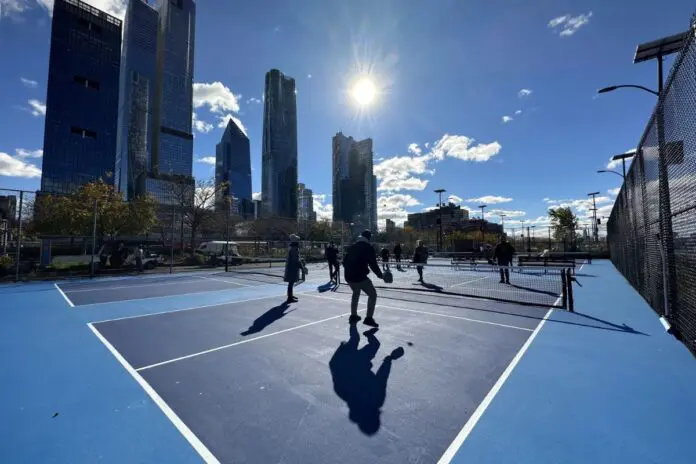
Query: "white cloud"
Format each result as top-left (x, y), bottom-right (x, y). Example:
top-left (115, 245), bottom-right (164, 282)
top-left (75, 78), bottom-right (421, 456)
top-left (193, 82), bottom-right (241, 114)
top-left (217, 114), bottom-right (248, 136)
top-left (515, 109), bottom-right (522, 115)
top-left (447, 194), bottom-right (463, 204)
top-left (196, 156), bottom-right (216, 165)
top-left (2, 1), bottom-right (127, 20)
top-left (548, 15), bottom-right (569, 28)
top-left (307, 74), bottom-right (312, 79)
top-left (252, 192), bottom-right (262, 201)
top-left (608, 187), bottom-right (621, 196)
top-left (378, 176), bottom-right (428, 192)
top-left (430, 134), bottom-right (502, 162)
top-left (424, 142), bottom-right (430, 149)
top-left (378, 194), bottom-right (421, 226)
top-left (489, 209), bottom-right (526, 218)
top-left (15, 148), bottom-right (42, 158)
top-left (246, 97), bottom-right (262, 105)
top-left (548, 11), bottom-right (593, 37)
top-left (27, 99), bottom-right (45, 116)
top-left (374, 154), bottom-right (432, 179)
top-left (20, 77), bottom-right (37, 88)
top-left (192, 112), bottom-right (213, 134)
top-left (466, 195), bottom-right (513, 204)
top-left (518, 88), bottom-right (532, 98)
top-left (502, 116), bottom-right (513, 123)
top-left (313, 194), bottom-right (333, 221)
top-left (0, 151), bottom-right (41, 178)
top-left (407, 143), bottom-right (421, 155)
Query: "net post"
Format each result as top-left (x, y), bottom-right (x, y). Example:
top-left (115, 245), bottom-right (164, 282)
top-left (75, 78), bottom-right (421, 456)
top-left (566, 268), bottom-right (574, 312)
top-left (561, 268), bottom-right (568, 309)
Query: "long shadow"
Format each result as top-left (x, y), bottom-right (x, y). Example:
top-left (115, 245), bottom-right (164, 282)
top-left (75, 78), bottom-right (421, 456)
top-left (509, 283), bottom-right (559, 298)
top-left (329, 326), bottom-right (404, 436)
top-left (330, 287), bottom-right (647, 336)
top-left (240, 302), bottom-right (295, 336)
top-left (420, 281), bottom-right (444, 292)
top-left (317, 282), bottom-right (338, 293)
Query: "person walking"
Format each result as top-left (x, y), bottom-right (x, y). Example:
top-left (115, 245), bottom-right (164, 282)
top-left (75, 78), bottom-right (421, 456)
top-left (393, 243), bottom-right (402, 269)
top-left (343, 230), bottom-right (384, 327)
top-left (412, 240), bottom-right (428, 282)
top-left (380, 246), bottom-right (390, 271)
top-left (284, 235), bottom-right (303, 303)
top-left (494, 236), bottom-right (516, 284)
top-left (135, 244), bottom-right (144, 274)
top-left (326, 241), bottom-right (339, 282)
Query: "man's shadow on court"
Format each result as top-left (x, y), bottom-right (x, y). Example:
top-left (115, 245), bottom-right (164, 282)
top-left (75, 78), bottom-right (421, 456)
top-left (240, 302), bottom-right (295, 336)
top-left (329, 325), bottom-right (404, 436)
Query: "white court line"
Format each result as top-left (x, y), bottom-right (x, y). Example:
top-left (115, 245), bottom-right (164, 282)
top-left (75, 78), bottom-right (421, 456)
top-left (303, 293), bottom-right (533, 332)
top-left (60, 278), bottom-right (211, 293)
top-left (88, 323), bottom-right (220, 464)
top-left (437, 263), bottom-right (583, 462)
top-left (135, 309), bottom-right (367, 372)
top-left (195, 275), bottom-right (253, 287)
top-left (54, 283), bottom-right (75, 307)
top-left (449, 276), bottom-right (489, 288)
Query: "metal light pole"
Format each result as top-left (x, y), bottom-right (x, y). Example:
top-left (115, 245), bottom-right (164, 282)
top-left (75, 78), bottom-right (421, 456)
top-left (89, 199), bottom-right (98, 279)
top-left (588, 192), bottom-right (600, 243)
top-left (531, 225), bottom-right (536, 248)
top-left (499, 214), bottom-right (506, 238)
top-left (225, 196), bottom-right (231, 272)
top-left (526, 226), bottom-right (531, 252)
top-left (479, 204), bottom-right (487, 246)
top-left (434, 189), bottom-right (446, 252)
top-left (548, 226), bottom-right (552, 249)
top-left (14, 191), bottom-right (24, 282)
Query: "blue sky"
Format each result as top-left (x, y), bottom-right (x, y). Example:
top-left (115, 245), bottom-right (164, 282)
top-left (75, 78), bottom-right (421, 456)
top-left (0, 0), bottom-right (694, 234)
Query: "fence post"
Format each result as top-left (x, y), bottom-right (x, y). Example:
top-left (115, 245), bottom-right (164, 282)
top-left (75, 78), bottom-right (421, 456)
top-left (14, 191), bottom-right (23, 283)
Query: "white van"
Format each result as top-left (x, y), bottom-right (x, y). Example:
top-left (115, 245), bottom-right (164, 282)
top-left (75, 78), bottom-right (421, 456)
top-left (196, 241), bottom-right (240, 258)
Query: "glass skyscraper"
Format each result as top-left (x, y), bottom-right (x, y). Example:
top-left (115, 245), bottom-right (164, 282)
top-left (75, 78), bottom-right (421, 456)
top-left (115, 0), bottom-right (158, 200)
top-left (41, 0), bottom-right (122, 195)
top-left (332, 132), bottom-right (377, 232)
top-left (215, 118), bottom-right (252, 218)
top-left (115, 0), bottom-right (196, 204)
top-left (262, 69), bottom-right (298, 219)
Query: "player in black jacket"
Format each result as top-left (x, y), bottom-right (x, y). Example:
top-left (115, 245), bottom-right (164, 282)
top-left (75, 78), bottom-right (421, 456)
top-left (325, 241), bottom-right (339, 282)
top-left (343, 230), bottom-right (384, 327)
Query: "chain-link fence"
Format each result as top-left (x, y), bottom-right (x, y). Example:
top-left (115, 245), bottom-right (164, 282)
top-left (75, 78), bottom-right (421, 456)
top-left (608, 14), bottom-right (696, 354)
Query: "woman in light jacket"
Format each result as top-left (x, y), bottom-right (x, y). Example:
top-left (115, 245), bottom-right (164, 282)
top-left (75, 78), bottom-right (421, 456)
top-left (284, 235), bottom-right (302, 303)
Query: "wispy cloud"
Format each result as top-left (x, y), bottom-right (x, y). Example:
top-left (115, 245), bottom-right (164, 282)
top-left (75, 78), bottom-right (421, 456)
top-left (514, 109), bottom-right (522, 115)
top-left (15, 148), bottom-right (42, 158)
top-left (27, 99), bottom-right (46, 116)
top-left (518, 88), bottom-right (532, 98)
top-left (447, 194), bottom-right (463, 204)
top-left (192, 112), bottom-right (213, 134)
top-left (608, 187), bottom-right (621, 196)
top-left (502, 116), bottom-right (513, 123)
top-left (20, 77), bottom-right (38, 88)
top-left (466, 195), bottom-right (513, 204)
top-left (548, 12), bottom-right (593, 37)
top-left (307, 74), bottom-right (312, 79)
top-left (246, 97), bottom-right (262, 105)
top-left (2, 0), bottom-right (128, 21)
top-left (196, 156), bottom-right (216, 165)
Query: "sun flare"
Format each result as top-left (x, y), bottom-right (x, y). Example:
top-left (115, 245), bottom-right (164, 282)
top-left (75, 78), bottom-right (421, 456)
top-left (352, 78), bottom-right (377, 106)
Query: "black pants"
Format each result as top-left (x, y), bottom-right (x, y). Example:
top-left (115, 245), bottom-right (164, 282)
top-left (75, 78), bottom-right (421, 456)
top-left (417, 266), bottom-right (423, 281)
top-left (328, 260), bottom-right (338, 281)
top-left (287, 282), bottom-right (294, 299)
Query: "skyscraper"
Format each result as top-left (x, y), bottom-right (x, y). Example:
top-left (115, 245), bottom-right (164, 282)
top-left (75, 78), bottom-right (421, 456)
top-left (115, 0), bottom-right (196, 204)
top-left (115, 0), bottom-right (158, 200)
top-left (215, 118), bottom-right (252, 218)
top-left (41, 0), bottom-right (122, 195)
top-left (332, 132), bottom-right (377, 232)
top-left (297, 183), bottom-right (316, 223)
top-left (262, 69), bottom-right (298, 218)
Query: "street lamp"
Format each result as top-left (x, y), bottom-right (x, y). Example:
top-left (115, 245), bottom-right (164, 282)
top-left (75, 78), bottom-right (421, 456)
top-left (596, 169), bottom-right (624, 179)
top-left (478, 204), bottom-right (487, 247)
top-left (588, 192), bottom-right (600, 243)
top-left (434, 188), bottom-right (446, 252)
top-left (499, 213), bottom-right (506, 236)
top-left (597, 85), bottom-right (659, 97)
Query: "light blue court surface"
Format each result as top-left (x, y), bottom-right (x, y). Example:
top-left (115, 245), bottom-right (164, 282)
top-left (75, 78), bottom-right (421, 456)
top-left (1, 261), bottom-right (695, 463)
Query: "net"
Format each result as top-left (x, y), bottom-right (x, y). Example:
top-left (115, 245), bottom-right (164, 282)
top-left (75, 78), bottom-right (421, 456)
top-left (222, 257), bottom-right (289, 284)
top-left (346, 262), bottom-right (569, 309)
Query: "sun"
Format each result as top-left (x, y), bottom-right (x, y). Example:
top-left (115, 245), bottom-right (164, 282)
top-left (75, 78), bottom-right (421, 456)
top-left (352, 78), bottom-right (377, 106)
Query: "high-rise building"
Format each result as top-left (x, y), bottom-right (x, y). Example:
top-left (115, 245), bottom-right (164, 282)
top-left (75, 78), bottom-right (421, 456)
top-left (115, 0), bottom-right (196, 204)
top-left (385, 218), bottom-right (396, 233)
top-left (115, 0), bottom-right (158, 200)
top-left (215, 118), bottom-right (252, 218)
top-left (41, 0), bottom-right (122, 195)
top-left (297, 183), bottom-right (316, 223)
top-left (332, 132), bottom-right (377, 232)
top-left (262, 69), bottom-right (298, 218)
